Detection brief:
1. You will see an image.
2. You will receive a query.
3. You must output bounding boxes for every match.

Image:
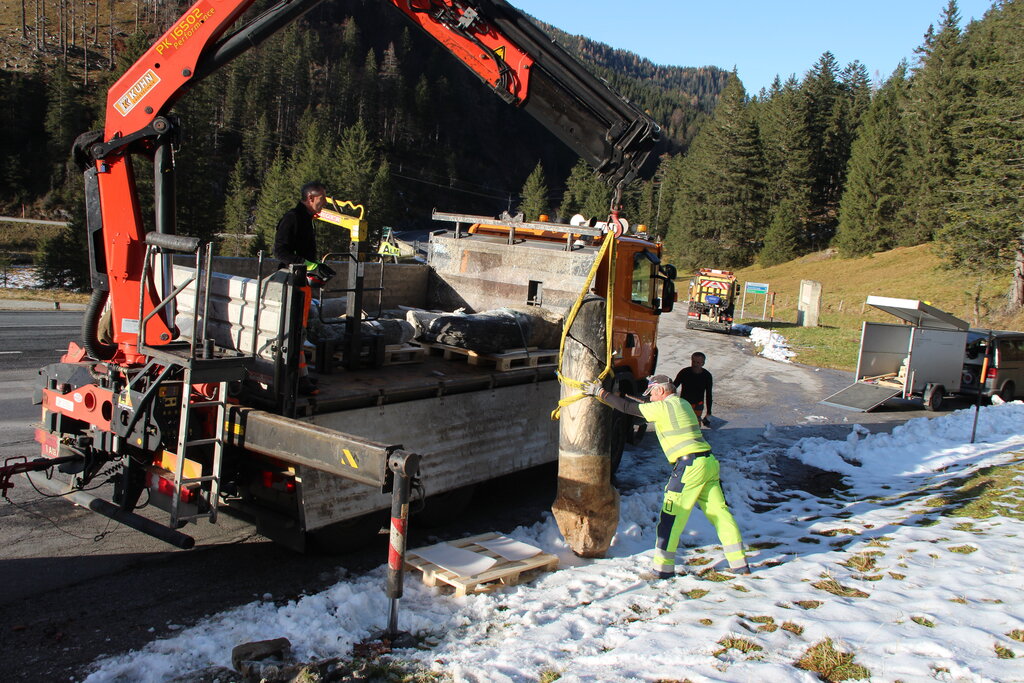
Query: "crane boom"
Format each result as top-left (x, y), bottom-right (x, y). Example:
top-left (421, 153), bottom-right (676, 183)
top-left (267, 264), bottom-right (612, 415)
top-left (78, 0), bottom-right (662, 363)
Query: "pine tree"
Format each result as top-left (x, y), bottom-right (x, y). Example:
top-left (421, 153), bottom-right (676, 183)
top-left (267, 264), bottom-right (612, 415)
top-left (559, 159), bottom-right (612, 222)
top-left (759, 198), bottom-right (803, 266)
top-left (221, 158), bottom-right (257, 256)
top-left (368, 158), bottom-right (395, 241)
top-left (36, 174), bottom-right (89, 290)
top-left (754, 75), bottom-right (815, 256)
top-left (665, 73), bottom-right (766, 271)
top-left (44, 66), bottom-right (83, 189)
top-left (901, 0), bottom-right (967, 243)
top-left (801, 52), bottom-right (848, 248)
top-left (516, 162), bottom-right (550, 220)
top-left (253, 154), bottom-right (295, 253)
top-left (938, 0), bottom-right (1024, 308)
top-left (834, 63), bottom-right (912, 257)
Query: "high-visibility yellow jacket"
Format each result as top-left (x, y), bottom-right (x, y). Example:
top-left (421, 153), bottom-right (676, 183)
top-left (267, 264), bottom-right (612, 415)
top-left (638, 396), bottom-right (710, 463)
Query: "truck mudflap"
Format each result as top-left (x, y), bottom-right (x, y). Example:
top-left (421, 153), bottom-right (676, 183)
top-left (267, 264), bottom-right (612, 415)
top-left (820, 382), bottom-right (902, 412)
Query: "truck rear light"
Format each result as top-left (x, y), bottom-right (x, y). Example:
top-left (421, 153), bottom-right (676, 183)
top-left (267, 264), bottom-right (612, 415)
top-left (155, 476), bottom-right (196, 503)
top-left (986, 367), bottom-right (998, 380)
top-left (261, 470), bottom-right (296, 492)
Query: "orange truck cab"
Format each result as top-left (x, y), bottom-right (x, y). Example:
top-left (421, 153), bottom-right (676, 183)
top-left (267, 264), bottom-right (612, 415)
top-left (454, 213), bottom-right (676, 385)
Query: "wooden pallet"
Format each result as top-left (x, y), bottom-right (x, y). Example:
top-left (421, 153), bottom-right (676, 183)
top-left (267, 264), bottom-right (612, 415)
top-left (406, 533), bottom-right (559, 596)
top-left (418, 343), bottom-right (558, 371)
top-left (489, 348), bottom-right (558, 371)
top-left (383, 343), bottom-right (426, 365)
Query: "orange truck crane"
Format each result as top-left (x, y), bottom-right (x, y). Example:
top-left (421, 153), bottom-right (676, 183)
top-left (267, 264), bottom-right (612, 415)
top-left (2, 1), bottom-right (667, 636)
top-left (2, 0), bottom-right (667, 612)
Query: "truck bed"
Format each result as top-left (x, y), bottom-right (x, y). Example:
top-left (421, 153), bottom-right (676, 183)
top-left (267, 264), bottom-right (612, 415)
top-left (303, 345), bottom-right (559, 414)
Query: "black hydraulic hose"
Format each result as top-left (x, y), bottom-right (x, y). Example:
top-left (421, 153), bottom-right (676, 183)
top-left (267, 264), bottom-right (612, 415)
top-left (83, 288), bottom-right (117, 361)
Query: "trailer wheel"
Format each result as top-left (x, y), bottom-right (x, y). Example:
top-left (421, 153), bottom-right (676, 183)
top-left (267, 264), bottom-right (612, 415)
top-left (924, 384), bottom-right (945, 411)
top-left (998, 381), bottom-right (1016, 402)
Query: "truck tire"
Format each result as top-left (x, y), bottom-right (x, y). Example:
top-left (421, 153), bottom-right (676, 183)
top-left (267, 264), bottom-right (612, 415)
top-left (609, 372), bottom-right (641, 475)
top-left (924, 384), bottom-right (945, 411)
top-left (999, 381), bottom-right (1016, 402)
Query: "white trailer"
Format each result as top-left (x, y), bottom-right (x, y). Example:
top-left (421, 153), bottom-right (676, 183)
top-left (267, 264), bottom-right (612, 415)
top-left (821, 296), bottom-right (969, 412)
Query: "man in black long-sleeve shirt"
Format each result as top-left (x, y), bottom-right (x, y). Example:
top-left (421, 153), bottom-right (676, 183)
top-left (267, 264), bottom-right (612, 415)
top-left (273, 182), bottom-right (327, 396)
top-left (674, 352), bottom-right (712, 426)
top-left (274, 182), bottom-right (326, 269)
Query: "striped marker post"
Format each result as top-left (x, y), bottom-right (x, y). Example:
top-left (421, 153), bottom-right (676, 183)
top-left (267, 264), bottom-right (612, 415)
top-left (384, 450), bottom-right (420, 642)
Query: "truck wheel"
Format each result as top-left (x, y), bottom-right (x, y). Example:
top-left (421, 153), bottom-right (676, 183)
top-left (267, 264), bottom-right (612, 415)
top-left (608, 372), bottom-right (640, 474)
top-left (998, 381), bottom-right (1016, 402)
top-left (609, 412), bottom-right (628, 475)
top-left (924, 384), bottom-right (944, 411)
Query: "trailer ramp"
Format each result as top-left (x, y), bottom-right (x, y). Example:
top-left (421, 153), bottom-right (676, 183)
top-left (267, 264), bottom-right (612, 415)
top-left (821, 382), bottom-right (902, 412)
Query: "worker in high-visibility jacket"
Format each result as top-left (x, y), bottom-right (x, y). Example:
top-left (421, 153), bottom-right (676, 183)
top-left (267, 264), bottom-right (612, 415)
top-left (583, 374), bottom-right (749, 579)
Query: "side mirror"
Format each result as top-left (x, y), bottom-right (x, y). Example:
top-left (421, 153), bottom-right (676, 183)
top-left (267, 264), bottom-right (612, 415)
top-left (659, 263), bottom-right (677, 280)
top-left (634, 249), bottom-right (660, 267)
top-left (661, 279), bottom-right (675, 313)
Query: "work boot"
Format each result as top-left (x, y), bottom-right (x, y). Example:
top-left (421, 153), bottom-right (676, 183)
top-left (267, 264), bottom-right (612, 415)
top-left (298, 377), bottom-right (320, 396)
top-left (725, 564), bottom-right (751, 575)
top-left (639, 568), bottom-right (675, 581)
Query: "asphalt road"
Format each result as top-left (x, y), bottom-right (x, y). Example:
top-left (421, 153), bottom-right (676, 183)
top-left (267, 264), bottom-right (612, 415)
top-left (0, 307), bottom-right (951, 680)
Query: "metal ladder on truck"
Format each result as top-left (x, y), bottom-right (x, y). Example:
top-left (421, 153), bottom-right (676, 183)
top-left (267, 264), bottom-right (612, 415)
top-left (168, 370), bottom-right (229, 526)
top-left (137, 233), bottom-right (259, 527)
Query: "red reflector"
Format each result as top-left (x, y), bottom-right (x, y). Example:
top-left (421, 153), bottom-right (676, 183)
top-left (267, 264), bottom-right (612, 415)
top-left (262, 471), bottom-right (274, 488)
top-left (285, 480), bottom-right (296, 493)
top-left (157, 477), bottom-right (175, 497)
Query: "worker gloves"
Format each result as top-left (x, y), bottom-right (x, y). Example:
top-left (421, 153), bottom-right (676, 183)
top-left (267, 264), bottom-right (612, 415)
top-left (303, 260), bottom-right (336, 286)
top-left (582, 380), bottom-right (604, 397)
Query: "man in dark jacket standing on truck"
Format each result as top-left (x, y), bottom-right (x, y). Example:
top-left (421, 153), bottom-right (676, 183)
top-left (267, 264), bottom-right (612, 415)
top-left (274, 182), bottom-right (329, 396)
top-left (274, 182), bottom-right (327, 271)
top-left (674, 351), bottom-right (712, 426)
top-left (583, 374), bottom-right (749, 579)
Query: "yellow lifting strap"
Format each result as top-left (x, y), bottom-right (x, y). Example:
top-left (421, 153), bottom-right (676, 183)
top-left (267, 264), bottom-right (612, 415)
top-left (551, 234), bottom-right (617, 420)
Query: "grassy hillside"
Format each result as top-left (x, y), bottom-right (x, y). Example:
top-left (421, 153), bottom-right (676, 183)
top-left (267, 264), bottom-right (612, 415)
top-left (726, 245), bottom-right (1024, 371)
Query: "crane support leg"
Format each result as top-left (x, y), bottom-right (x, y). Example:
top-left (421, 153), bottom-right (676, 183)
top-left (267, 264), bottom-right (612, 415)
top-left (383, 449), bottom-right (420, 645)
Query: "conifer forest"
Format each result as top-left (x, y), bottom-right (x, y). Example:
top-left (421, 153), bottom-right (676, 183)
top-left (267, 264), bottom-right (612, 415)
top-left (1, 0), bottom-right (1021, 309)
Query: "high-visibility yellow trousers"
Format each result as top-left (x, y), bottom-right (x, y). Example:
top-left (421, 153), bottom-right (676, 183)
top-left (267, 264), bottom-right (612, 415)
top-left (652, 453), bottom-right (747, 574)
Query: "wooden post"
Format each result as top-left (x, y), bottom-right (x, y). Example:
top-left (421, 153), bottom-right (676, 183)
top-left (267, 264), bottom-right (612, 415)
top-left (551, 296), bottom-right (620, 558)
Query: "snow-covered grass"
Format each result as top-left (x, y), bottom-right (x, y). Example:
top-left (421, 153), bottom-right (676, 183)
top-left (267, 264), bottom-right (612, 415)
top-left (81, 398), bottom-right (1024, 683)
top-left (0, 265), bottom-right (41, 289)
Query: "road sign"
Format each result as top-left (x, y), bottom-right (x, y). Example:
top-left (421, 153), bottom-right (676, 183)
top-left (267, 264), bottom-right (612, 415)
top-left (745, 282), bottom-right (769, 294)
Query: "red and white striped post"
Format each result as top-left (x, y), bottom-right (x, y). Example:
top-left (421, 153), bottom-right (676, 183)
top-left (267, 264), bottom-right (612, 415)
top-left (384, 450), bottom-right (420, 642)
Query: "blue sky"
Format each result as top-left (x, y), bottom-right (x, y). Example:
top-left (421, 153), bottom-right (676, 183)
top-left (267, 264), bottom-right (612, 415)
top-left (510, 0), bottom-right (996, 94)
